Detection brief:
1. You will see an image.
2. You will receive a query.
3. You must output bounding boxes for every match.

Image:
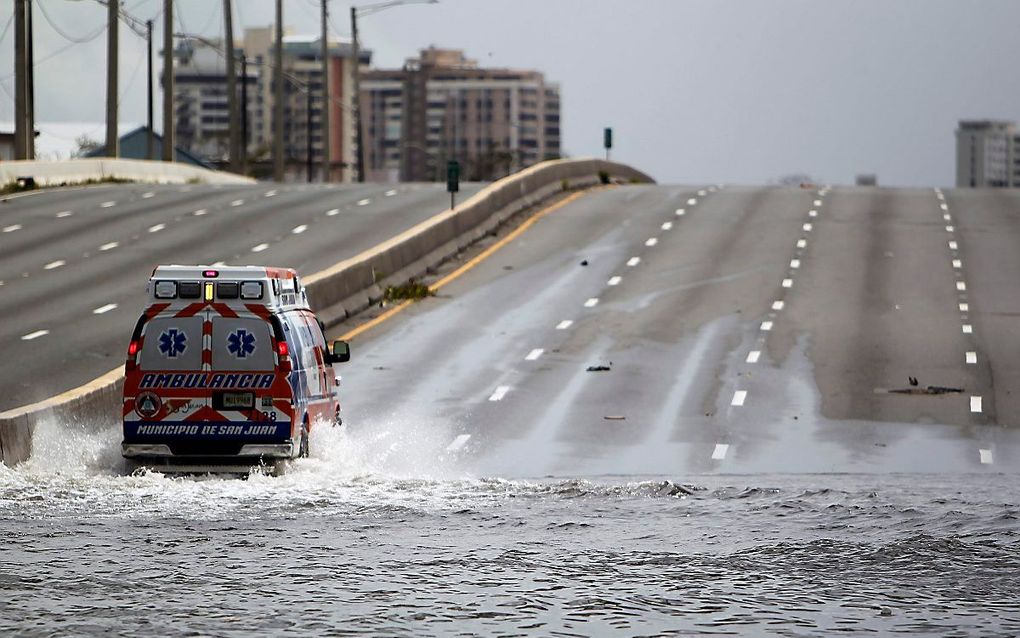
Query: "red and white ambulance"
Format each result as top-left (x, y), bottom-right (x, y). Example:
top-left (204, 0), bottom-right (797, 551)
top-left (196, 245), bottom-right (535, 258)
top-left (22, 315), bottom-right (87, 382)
top-left (121, 265), bottom-right (350, 469)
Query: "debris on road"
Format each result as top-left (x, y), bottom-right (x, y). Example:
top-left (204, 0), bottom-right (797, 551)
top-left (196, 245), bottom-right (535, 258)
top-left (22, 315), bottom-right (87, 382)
top-left (882, 385), bottom-right (965, 395)
top-left (580, 259), bottom-right (589, 266)
top-left (586, 364), bottom-right (611, 372)
top-left (604, 415), bottom-right (626, 420)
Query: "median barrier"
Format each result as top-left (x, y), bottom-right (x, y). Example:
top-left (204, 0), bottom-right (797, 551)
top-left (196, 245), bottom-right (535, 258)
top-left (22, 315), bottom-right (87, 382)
top-left (0, 158), bottom-right (653, 465)
top-left (0, 158), bottom-right (254, 188)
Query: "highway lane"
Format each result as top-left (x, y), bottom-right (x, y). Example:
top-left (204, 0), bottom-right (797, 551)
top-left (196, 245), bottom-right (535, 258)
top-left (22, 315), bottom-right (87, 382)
top-left (332, 184), bottom-right (1020, 477)
top-left (0, 181), bottom-right (482, 411)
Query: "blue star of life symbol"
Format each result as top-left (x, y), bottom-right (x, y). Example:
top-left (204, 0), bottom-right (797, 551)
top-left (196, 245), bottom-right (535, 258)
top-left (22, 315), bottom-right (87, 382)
top-left (158, 328), bottom-right (187, 358)
top-left (227, 329), bottom-right (256, 358)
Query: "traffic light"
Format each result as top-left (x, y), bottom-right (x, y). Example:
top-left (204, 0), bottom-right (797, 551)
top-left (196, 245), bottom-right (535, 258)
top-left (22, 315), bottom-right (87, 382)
top-left (604, 127), bottom-right (613, 150)
top-left (447, 160), bottom-right (460, 193)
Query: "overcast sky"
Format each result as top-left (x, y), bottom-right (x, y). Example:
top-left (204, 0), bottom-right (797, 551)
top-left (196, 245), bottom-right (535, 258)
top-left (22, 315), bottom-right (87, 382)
top-left (1, 0), bottom-right (1018, 186)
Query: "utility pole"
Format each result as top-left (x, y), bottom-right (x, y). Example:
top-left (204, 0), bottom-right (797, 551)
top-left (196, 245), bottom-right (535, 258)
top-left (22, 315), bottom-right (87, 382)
top-left (241, 55), bottom-right (248, 173)
top-left (273, 0), bottom-right (285, 182)
top-left (306, 89), bottom-right (313, 183)
top-left (105, 0), bottom-right (119, 157)
top-left (350, 7), bottom-right (364, 182)
top-left (224, 0), bottom-right (240, 173)
top-left (26, 0), bottom-right (34, 159)
top-left (319, 0), bottom-right (330, 183)
top-left (13, 0), bottom-right (27, 159)
top-left (162, 0), bottom-right (174, 161)
top-left (146, 20), bottom-right (154, 160)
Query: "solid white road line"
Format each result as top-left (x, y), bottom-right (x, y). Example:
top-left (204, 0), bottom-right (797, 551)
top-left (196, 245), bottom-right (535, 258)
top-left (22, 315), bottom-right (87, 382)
top-left (556, 320), bottom-right (573, 330)
top-left (446, 434), bottom-right (471, 452)
top-left (971, 396), bottom-right (983, 413)
top-left (772, 300), bottom-right (785, 310)
top-left (731, 390), bottom-right (747, 407)
top-left (231, 199), bottom-right (244, 207)
top-left (645, 237), bottom-right (658, 247)
top-left (148, 223), bottom-right (165, 233)
top-left (980, 448), bottom-right (994, 465)
top-left (584, 298), bottom-right (599, 308)
top-left (488, 386), bottom-right (511, 402)
top-left (782, 278), bottom-right (793, 288)
top-left (357, 198), bottom-right (371, 206)
top-left (627, 257), bottom-right (641, 267)
top-left (100, 201), bottom-right (115, 208)
top-left (43, 260), bottom-right (65, 270)
top-left (712, 443), bottom-right (729, 460)
top-left (949, 240), bottom-right (958, 250)
top-left (251, 243), bottom-right (269, 253)
top-left (675, 208), bottom-right (685, 216)
top-left (525, 348), bottom-right (544, 361)
top-left (956, 282), bottom-right (967, 291)
top-left (962, 324), bottom-right (973, 334)
top-left (193, 209), bottom-right (207, 216)
top-left (99, 242), bottom-right (118, 251)
top-left (760, 321), bottom-right (773, 331)
top-left (960, 303), bottom-right (969, 312)
top-left (292, 225), bottom-right (308, 234)
top-left (3, 224), bottom-right (22, 232)
top-left (608, 276), bottom-right (622, 286)
top-left (56, 211), bottom-right (73, 218)
top-left (21, 330), bottom-right (48, 341)
top-left (93, 303), bottom-right (118, 314)
top-left (966, 351), bottom-right (977, 364)
top-left (326, 208), bottom-right (340, 216)
top-left (746, 350), bottom-right (761, 363)
top-left (661, 221), bottom-right (673, 230)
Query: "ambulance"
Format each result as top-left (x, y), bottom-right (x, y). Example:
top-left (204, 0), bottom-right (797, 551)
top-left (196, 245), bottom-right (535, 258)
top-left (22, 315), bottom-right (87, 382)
top-left (121, 265), bottom-right (350, 469)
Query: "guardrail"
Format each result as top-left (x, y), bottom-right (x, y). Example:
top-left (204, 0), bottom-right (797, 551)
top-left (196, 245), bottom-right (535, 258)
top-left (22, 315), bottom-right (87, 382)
top-left (0, 158), bottom-right (254, 187)
top-left (0, 158), bottom-right (653, 466)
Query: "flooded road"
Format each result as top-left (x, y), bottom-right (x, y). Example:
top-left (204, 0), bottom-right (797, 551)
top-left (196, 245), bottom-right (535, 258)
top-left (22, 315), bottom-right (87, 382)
top-left (2, 421), bottom-right (1019, 637)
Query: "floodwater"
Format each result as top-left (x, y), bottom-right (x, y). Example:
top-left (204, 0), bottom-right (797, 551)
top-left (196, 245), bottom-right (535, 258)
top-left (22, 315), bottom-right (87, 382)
top-left (2, 419), bottom-right (1020, 637)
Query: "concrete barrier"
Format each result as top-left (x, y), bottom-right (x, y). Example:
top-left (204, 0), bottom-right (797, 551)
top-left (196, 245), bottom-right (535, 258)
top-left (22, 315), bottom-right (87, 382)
top-left (0, 158), bottom-right (653, 465)
top-left (0, 158), bottom-right (254, 187)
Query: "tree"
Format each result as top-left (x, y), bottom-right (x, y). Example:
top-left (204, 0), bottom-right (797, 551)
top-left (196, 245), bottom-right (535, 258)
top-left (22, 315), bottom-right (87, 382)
top-left (74, 135), bottom-right (102, 157)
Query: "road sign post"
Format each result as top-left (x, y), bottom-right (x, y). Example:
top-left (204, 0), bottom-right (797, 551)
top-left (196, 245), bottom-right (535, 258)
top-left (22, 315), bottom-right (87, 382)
top-left (447, 159), bottom-right (460, 209)
top-left (603, 127), bottom-right (612, 161)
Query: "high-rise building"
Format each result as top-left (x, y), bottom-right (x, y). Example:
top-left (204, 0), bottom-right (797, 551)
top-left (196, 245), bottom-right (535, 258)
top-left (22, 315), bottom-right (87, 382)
top-left (361, 48), bottom-right (561, 182)
top-left (172, 28), bottom-right (369, 181)
top-left (955, 120), bottom-right (1014, 188)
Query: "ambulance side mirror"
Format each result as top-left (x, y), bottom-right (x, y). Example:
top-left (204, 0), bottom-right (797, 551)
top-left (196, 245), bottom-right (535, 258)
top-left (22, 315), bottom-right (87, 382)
top-left (328, 340), bottom-right (350, 364)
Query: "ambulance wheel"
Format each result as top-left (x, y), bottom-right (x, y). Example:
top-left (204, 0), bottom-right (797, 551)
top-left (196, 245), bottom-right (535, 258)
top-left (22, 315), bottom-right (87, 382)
top-left (334, 408), bottom-right (343, 428)
top-left (299, 420), bottom-right (310, 458)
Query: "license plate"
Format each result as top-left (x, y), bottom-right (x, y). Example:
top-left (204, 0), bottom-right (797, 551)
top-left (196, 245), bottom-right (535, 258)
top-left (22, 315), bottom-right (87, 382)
top-left (221, 392), bottom-right (254, 409)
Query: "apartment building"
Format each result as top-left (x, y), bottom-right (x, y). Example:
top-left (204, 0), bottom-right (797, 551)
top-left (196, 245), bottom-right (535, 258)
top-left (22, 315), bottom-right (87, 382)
top-left (956, 120), bottom-right (1015, 188)
top-left (361, 48), bottom-right (561, 182)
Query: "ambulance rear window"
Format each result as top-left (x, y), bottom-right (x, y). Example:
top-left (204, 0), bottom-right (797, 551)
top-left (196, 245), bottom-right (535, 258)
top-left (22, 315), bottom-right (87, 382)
top-left (211, 318), bottom-right (275, 371)
top-left (138, 317), bottom-right (204, 371)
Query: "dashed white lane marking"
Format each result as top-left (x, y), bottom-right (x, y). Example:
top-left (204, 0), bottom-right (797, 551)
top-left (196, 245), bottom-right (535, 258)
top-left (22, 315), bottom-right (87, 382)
top-left (966, 351), bottom-right (978, 364)
top-left (945, 225), bottom-right (955, 233)
top-left (803, 223), bottom-right (813, 231)
top-left (980, 448), bottom-right (994, 465)
top-left (3, 224), bottom-right (22, 233)
top-left (712, 443), bottom-right (729, 460)
top-left (357, 198), bottom-right (371, 206)
top-left (746, 350), bottom-right (761, 363)
top-left (813, 199), bottom-right (822, 206)
top-left (326, 208), bottom-right (340, 216)
top-left (789, 259), bottom-right (801, 269)
top-left (956, 282), bottom-right (967, 291)
top-left (675, 208), bottom-right (685, 216)
top-left (797, 239), bottom-right (807, 248)
top-left (525, 348), bottom-right (544, 361)
top-left (193, 209), bottom-right (207, 216)
top-left (211, 261), bottom-right (226, 267)
top-left (488, 386), bottom-right (511, 401)
top-left (385, 189), bottom-right (397, 197)
top-left (21, 330), bottom-right (49, 341)
top-left (808, 210), bottom-right (818, 217)
top-left (56, 211), bottom-right (73, 218)
top-left (141, 192), bottom-right (154, 199)
top-left (772, 300), bottom-right (785, 310)
top-left (962, 324), bottom-right (973, 334)
top-left (782, 278), bottom-right (793, 288)
top-left (952, 259), bottom-right (962, 269)
top-left (93, 303), bottom-right (118, 315)
top-left (608, 276), bottom-right (622, 286)
top-left (100, 201), bottom-right (115, 208)
top-left (584, 297), bottom-right (599, 308)
top-left (445, 434), bottom-right (470, 452)
top-left (251, 243), bottom-right (269, 253)
top-left (627, 257), bottom-right (641, 267)
top-left (645, 237), bottom-right (658, 247)
top-left (148, 223), bottom-right (166, 233)
top-left (948, 240), bottom-right (958, 250)
top-left (556, 320), bottom-right (573, 330)
top-left (940, 203), bottom-right (948, 211)
top-left (731, 390), bottom-right (748, 407)
top-left (264, 190), bottom-right (277, 197)
top-left (661, 221), bottom-right (673, 230)
top-left (231, 199), bottom-right (244, 207)
top-left (960, 303), bottom-right (969, 312)
top-left (99, 242), bottom-right (118, 251)
top-left (760, 321), bottom-right (773, 331)
top-left (43, 260), bottom-right (65, 270)
top-left (943, 214), bottom-right (952, 221)
top-left (971, 396), bottom-right (983, 413)
top-left (291, 225), bottom-right (308, 234)
top-left (698, 189), bottom-right (707, 196)
top-left (687, 198), bottom-right (697, 205)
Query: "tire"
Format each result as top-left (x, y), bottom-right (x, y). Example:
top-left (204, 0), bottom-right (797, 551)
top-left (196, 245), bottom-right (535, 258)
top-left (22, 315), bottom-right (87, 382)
top-left (299, 421), bottom-right (310, 458)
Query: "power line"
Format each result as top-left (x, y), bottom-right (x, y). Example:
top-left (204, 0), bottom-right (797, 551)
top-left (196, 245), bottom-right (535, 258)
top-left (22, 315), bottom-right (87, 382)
top-left (0, 13), bottom-right (14, 48)
top-left (37, 0), bottom-right (108, 43)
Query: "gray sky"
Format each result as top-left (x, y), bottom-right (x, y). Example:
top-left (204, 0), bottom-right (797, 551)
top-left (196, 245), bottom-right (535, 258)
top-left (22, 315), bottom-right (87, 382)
top-left (1, 0), bottom-right (1018, 186)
